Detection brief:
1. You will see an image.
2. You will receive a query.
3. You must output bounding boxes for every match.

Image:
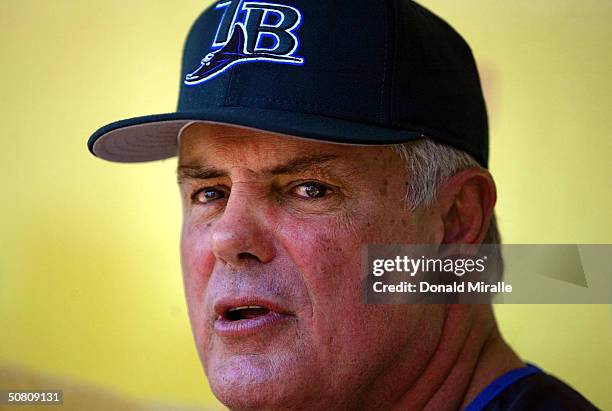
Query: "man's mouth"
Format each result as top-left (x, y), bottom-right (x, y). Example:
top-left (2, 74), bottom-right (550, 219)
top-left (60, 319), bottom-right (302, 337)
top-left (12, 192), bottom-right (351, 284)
top-left (225, 305), bottom-right (271, 321)
top-left (214, 299), bottom-right (293, 337)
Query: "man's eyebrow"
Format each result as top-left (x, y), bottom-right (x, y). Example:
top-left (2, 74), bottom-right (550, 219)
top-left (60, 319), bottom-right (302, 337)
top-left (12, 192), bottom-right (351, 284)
top-left (176, 164), bottom-right (226, 183)
top-left (266, 154), bottom-right (341, 175)
top-left (176, 154), bottom-right (342, 183)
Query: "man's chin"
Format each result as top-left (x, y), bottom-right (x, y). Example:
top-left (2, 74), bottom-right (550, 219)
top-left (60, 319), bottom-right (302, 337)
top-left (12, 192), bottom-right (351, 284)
top-left (205, 353), bottom-right (313, 410)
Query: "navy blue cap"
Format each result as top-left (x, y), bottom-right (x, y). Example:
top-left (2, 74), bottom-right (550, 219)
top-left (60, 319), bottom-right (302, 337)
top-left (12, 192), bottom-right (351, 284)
top-left (88, 0), bottom-right (489, 167)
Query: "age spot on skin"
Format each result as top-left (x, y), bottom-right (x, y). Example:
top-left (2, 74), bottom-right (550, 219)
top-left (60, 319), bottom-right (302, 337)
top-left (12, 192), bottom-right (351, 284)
top-left (378, 178), bottom-right (389, 196)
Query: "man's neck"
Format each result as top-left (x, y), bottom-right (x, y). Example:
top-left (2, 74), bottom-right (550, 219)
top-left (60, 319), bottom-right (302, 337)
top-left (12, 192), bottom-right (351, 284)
top-left (387, 305), bottom-right (523, 411)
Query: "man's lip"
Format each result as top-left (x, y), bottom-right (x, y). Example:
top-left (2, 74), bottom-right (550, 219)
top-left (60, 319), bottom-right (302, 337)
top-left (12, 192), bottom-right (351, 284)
top-left (213, 296), bottom-right (293, 319)
top-left (212, 296), bottom-right (295, 338)
top-left (214, 310), bottom-right (293, 337)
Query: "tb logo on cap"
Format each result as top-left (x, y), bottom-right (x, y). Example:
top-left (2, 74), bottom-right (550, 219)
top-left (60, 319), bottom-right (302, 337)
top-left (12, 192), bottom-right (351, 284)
top-left (185, 0), bottom-right (305, 85)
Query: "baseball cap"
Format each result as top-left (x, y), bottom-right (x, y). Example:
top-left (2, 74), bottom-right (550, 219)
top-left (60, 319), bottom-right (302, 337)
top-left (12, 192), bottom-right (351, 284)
top-left (88, 0), bottom-right (489, 167)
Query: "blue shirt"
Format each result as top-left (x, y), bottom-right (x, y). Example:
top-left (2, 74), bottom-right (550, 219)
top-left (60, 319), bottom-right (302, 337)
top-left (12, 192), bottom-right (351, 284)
top-left (465, 364), bottom-right (598, 411)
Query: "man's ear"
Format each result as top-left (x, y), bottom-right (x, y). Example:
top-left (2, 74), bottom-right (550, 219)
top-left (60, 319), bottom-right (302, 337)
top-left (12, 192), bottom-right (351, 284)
top-left (435, 168), bottom-right (497, 244)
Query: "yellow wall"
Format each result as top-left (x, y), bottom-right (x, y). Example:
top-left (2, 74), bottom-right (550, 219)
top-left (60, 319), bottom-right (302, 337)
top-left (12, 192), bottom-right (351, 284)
top-left (1, 1), bottom-right (610, 409)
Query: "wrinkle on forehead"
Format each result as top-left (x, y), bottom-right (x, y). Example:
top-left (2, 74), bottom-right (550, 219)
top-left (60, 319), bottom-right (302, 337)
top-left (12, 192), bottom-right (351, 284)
top-left (178, 123), bottom-right (394, 174)
top-left (179, 124), bottom-right (339, 165)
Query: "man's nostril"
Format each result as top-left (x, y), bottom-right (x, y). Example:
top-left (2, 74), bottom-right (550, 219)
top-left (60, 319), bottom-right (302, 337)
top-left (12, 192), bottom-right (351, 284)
top-left (237, 252), bottom-right (257, 261)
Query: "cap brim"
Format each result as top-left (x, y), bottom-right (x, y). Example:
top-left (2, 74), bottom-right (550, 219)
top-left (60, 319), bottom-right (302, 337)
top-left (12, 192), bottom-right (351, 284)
top-left (89, 107), bottom-right (424, 163)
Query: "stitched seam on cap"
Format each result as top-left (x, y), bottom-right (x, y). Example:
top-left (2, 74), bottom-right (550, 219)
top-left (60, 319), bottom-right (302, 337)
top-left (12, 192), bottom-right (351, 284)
top-left (379, 0), bottom-right (389, 124)
top-left (388, 0), bottom-right (398, 128)
top-left (390, 0), bottom-right (403, 128)
top-left (223, 58), bottom-right (238, 107)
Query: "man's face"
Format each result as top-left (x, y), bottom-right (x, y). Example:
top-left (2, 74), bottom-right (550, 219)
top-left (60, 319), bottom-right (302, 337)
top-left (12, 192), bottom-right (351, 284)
top-left (178, 123), bottom-right (445, 409)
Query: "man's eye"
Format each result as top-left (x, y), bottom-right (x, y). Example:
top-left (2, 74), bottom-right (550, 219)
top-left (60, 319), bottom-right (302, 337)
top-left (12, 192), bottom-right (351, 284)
top-left (192, 188), bottom-right (226, 204)
top-left (293, 182), bottom-right (329, 199)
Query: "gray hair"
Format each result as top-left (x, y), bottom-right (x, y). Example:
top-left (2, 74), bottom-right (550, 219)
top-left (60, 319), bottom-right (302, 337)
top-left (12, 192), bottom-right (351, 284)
top-left (391, 138), bottom-right (501, 246)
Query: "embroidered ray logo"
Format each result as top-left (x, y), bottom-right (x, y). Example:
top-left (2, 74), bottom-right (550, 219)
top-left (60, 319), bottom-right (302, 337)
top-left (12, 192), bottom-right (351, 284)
top-left (185, 0), bottom-right (305, 86)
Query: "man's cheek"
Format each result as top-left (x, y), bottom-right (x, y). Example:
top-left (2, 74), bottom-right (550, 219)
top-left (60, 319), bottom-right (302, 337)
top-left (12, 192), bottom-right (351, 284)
top-left (284, 223), bottom-right (363, 303)
top-left (180, 225), bottom-right (215, 315)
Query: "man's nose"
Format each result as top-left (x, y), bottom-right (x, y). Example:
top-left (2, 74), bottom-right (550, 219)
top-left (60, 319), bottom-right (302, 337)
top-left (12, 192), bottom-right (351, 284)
top-left (210, 187), bottom-right (275, 267)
